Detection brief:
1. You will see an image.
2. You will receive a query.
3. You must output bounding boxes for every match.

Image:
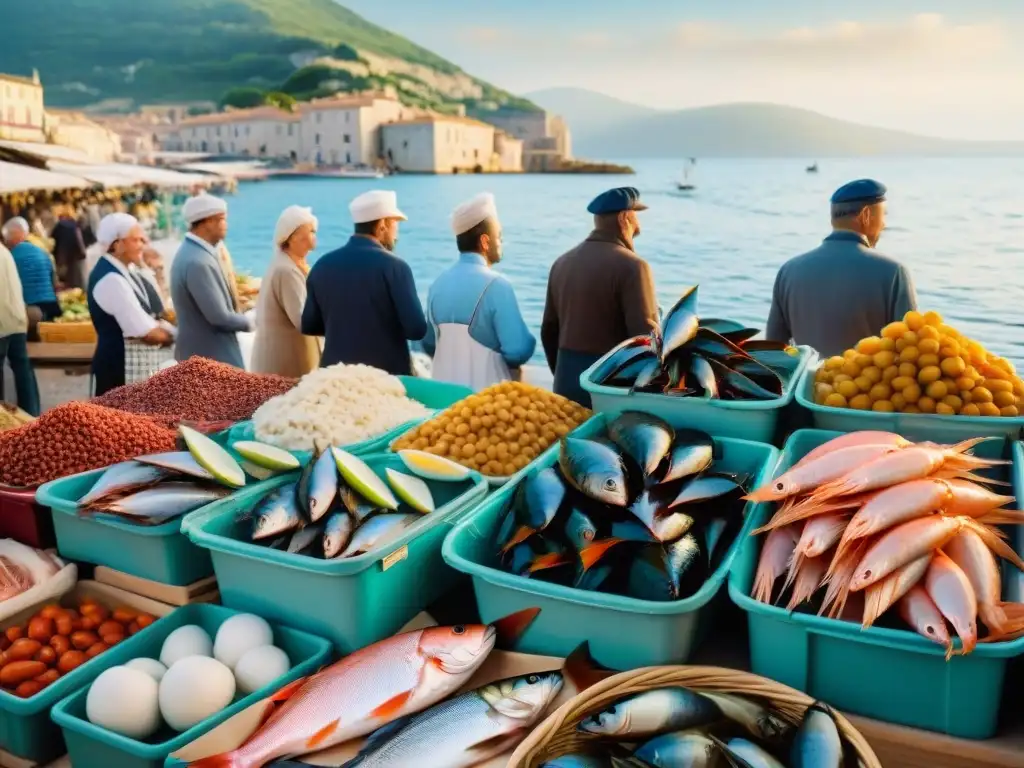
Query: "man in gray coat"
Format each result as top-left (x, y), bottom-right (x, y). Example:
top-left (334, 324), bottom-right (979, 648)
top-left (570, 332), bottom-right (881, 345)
top-left (170, 194), bottom-right (252, 368)
top-left (766, 179), bottom-right (917, 358)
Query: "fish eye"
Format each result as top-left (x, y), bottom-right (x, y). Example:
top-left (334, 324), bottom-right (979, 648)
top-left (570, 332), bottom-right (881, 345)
top-left (528, 674), bottom-right (539, 683)
top-left (603, 479), bottom-right (617, 490)
top-left (774, 481), bottom-right (785, 491)
top-left (453, 625), bottom-right (466, 635)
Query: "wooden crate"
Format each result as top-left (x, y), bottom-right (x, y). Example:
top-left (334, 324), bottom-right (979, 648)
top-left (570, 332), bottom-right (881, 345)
top-left (37, 322), bottom-right (96, 345)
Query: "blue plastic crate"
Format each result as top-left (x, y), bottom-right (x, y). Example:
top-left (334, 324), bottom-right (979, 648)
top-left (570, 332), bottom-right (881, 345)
top-left (181, 453), bottom-right (487, 653)
top-left (728, 428), bottom-right (1024, 739)
top-left (442, 414), bottom-right (780, 670)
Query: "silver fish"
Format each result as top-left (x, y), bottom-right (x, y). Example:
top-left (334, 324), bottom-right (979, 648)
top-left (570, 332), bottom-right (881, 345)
top-left (87, 482), bottom-right (228, 524)
top-left (340, 480), bottom-right (379, 523)
top-left (578, 687), bottom-right (723, 739)
top-left (660, 285), bottom-right (700, 361)
top-left (323, 511), bottom-right (355, 558)
top-left (287, 521), bottom-right (323, 554)
top-left (340, 671), bottom-right (563, 767)
top-left (308, 444), bottom-right (339, 522)
top-left (558, 437), bottom-right (629, 507)
top-left (78, 461), bottom-right (167, 506)
top-left (635, 731), bottom-right (720, 768)
top-left (670, 475), bottom-right (744, 508)
top-left (790, 703), bottom-right (844, 768)
top-left (339, 513), bottom-right (418, 558)
top-left (134, 451), bottom-right (215, 481)
top-left (251, 483), bottom-right (303, 540)
top-left (718, 737), bottom-right (786, 768)
top-left (703, 692), bottom-right (794, 744)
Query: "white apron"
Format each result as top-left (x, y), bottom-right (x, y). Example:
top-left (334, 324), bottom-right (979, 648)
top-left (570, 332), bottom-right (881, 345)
top-left (431, 279), bottom-right (511, 391)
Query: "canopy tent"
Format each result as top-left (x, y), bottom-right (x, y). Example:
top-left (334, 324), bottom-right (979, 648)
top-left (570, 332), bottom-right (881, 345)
top-left (0, 160), bottom-right (92, 194)
top-left (176, 161), bottom-right (269, 181)
top-left (0, 139), bottom-right (95, 164)
top-left (48, 161), bottom-right (217, 188)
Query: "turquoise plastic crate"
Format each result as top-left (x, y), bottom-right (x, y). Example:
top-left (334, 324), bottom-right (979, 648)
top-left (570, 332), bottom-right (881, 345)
top-left (796, 363), bottom-right (1024, 443)
top-left (1011, 441), bottom-right (1024, 604)
top-left (0, 585), bottom-right (172, 763)
top-left (50, 603), bottom-right (332, 768)
top-left (225, 375), bottom-right (473, 464)
top-left (181, 453), bottom-right (487, 652)
top-left (728, 428), bottom-right (1024, 739)
top-left (580, 344), bottom-right (816, 443)
top-left (36, 469), bottom-right (216, 586)
top-left (442, 415), bottom-right (780, 670)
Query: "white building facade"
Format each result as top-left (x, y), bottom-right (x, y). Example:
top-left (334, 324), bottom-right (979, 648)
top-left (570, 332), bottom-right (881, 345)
top-left (0, 71), bottom-right (45, 142)
top-left (164, 107), bottom-right (301, 158)
top-left (45, 110), bottom-right (122, 162)
top-left (298, 94), bottom-right (405, 167)
top-left (381, 116), bottom-right (520, 174)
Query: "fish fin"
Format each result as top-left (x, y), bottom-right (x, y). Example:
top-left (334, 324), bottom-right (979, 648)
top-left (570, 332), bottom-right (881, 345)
top-left (369, 690), bottom-right (413, 720)
top-left (977, 509), bottom-right (1024, 525)
top-left (269, 676), bottom-right (308, 704)
top-left (499, 525), bottom-right (535, 554)
top-left (706, 735), bottom-right (742, 768)
top-left (752, 498), bottom-right (834, 533)
top-left (491, 607), bottom-right (541, 647)
top-left (963, 518), bottom-right (1024, 571)
top-left (254, 700), bottom-right (278, 731)
top-left (821, 540), bottom-right (868, 619)
top-left (946, 436), bottom-right (992, 455)
top-left (780, 549), bottom-right (804, 595)
top-left (347, 714), bottom-right (417, 762)
top-left (578, 538), bottom-right (624, 572)
top-left (306, 718), bottom-right (341, 749)
top-left (934, 468), bottom-right (1013, 486)
top-left (527, 552), bottom-right (570, 574)
top-left (564, 641), bottom-right (611, 692)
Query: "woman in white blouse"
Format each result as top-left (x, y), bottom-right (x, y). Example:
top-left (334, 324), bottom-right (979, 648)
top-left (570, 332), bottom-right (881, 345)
top-left (88, 213), bottom-right (176, 395)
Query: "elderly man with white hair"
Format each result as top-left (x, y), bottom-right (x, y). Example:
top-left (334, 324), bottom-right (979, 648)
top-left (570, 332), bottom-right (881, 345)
top-left (2, 216), bottom-right (59, 324)
top-left (421, 192), bottom-right (534, 390)
top-left (0, 241), bottom-right (39, 415)
top-left (169, 193), bottom-right (252, 369)
top-left (87, 213), bottom-right (175, 395)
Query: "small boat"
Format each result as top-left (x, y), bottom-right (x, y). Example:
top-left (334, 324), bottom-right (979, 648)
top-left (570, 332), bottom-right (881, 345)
top-left (677, 157), bottom-right (697, 193)
top-left (806, 162), bottom-right (819, 173)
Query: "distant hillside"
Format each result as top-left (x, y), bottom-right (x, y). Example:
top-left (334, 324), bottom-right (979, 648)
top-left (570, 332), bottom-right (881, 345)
top-left (0, 0), bottom-right (536, 114)
top-left (526, 88), bottom-right (1024, 158)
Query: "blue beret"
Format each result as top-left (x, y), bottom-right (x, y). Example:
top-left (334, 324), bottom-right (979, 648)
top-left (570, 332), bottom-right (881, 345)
top-left (587, 186), bottom-right (648, 215)
top-left (831, 179), bottom-right (887, 205)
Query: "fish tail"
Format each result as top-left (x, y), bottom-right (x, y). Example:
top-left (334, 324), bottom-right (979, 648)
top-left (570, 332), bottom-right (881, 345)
top-left (977, 509), bottom-right (1024, 525)
top-left (862, 580), bottom-right (890, 629)
top-left (946, 436), bottom-right (992, 455)
top-left (752, 499), bottom-right (831, 534)
top-left (578, 538), bottom-right (624, 572)
top-left (934, 468), bottom-right (1013, 487)
top-left (491, 607), bottom-right (541, 647)
top-left (751, 558), bottom-right (779, 605)
top-left (527, 552), bottom-right (569, 573)
top-left (963, 519), bottom-right (1024, 571)
top-left (780, 549), bottom-right (804, 595)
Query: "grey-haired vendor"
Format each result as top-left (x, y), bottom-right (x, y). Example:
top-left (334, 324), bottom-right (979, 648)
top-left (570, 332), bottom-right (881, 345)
top-left (767, 179), bottom-right (918, 358)
top-left (541, 186), bottom-right (658, 407)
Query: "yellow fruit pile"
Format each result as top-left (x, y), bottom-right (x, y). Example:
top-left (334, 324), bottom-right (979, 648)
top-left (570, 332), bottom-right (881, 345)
top-left (392, 382), bottom-right (592, 477)
top-left (813, 310), bottom-right (1023, 417)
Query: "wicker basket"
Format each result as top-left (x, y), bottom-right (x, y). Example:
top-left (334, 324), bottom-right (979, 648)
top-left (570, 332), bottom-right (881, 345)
top-left (37, 321), bottom-right (96, 344)
top-left (508, 665), bottom-right (883, 768)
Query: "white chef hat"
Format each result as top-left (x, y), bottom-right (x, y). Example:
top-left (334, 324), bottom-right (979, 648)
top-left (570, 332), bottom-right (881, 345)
top-left (97, 212), bottom-right (141, 252)
top-left (349, 190), bottom-right (406, 224)
top-left (182, 193), bottom-right (228, 225)
top-left (451, 193), bottom-right (498, 235)
top-left (274, 205), bottom-right (318, 247)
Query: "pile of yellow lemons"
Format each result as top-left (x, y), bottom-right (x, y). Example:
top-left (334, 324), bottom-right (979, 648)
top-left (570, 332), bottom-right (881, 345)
top-left (813, 310), bottom-right (1023, 417)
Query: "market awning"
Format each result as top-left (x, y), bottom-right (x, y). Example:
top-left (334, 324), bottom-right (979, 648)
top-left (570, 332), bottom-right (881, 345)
top-left (48, 161), bottom-right (218, 188)
top-left (0, 139), bottom-right (95, 164)
top-left (176, 161), bottom-right (269, 180)
top-left (0, 160), bottom-right (93, 194)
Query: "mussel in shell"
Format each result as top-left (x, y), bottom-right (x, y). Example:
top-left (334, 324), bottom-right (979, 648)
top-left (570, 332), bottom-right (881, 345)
top-left (706, 358), bottom-right (780, 401)
top-left (660, 285), bottom-right (699, 362)
top-left (607, 412), bottom-right (674, 478)
top-left (689, 354), bottom-right (719, 398)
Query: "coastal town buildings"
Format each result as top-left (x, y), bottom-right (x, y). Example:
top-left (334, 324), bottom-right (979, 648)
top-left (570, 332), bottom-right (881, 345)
top-left (0, 71), bottom-right (45, 143)
top-left (380, 115), bottom-right (522, 173)
top-left (162, 106), bottom-right (302, 158)
top-left (46, 109), bottom-right (122, 162)
top-left (299, 94), bottom-right (405, 166)
top-left (478, 109), bottom-right (572, 171)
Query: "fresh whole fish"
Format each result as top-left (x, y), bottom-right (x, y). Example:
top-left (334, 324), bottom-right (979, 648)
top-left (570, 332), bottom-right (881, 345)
top-left (250, 483), bottom-right (304, 541)
top-left (322, 512), bottom-right (354, 559)
top-left (578, 687), bottom-right (723, 739)
top-left (751, 524), bottom-right (800, 604)
top-left (840, 479), bottom-right (953, 546)
top-left (340, 481), bottom-right (379, 524)
top-left (848, 515), bottom-right (964, 592)
top-left (754, 491), bottom-right (877, 534)
top-left (943, 479), bottom-right (1016, 518)
top-left (862, 554), bottom-right (931, 629)
top-left (78, 461), bottom-right (167, 506)
top-left (287, 522), bottom-right (323, 555)
top-left (945, 529), bottom-right (1016, 637)
top-left (634, 731), bottom-right (720, 767)
top-left (925, 549), bottom-right (978, 658)
top-left (790, 703), bottom-right (844, 768)
top-left (670, 474), bottom-right (745, 508)
top-left (563, 507), bottom-right (599, 552)
top-left (502, 468), bottom-right (568, 552)
top-left (703, 691), bottom-right (794, 744)
top-left (307, 443), bottom-right (340, 522)
top-left (745, 444), bottom-right (899, 503)
top-left (134, 451), bottom-right (216, 481)
top-left (336, 671), bottom-right (563, 768)
top-left (187, 623), bottom-right (501, 768)
top-left (660, 286), bottom-right (700, 361)
top-left (690, 355), bottom-right (719, 398)
top-left (794, 432), bottom-right (911, 470)
top-left (607, 412), bottom-right (674, 477)
top-left (87, 482), bottom-right (228, 525)
top-left (339, 513), bottom-right (418, 559)
top-left (559, 437), bottom-right (629, 506)
top-left (657, 432), bottom-right (714, 484)
top-left (629, 488), bottom-right (695, 542)
top-left (796, 513), bottom-right (848, 559)
top-left (718, 737), bottom-right (786, 768)
top-left (899, 586), bottom-right (952, 654)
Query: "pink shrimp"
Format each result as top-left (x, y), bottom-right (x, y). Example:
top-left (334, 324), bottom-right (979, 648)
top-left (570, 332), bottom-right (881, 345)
top-left (794, 431), bottom-right (911, 469)
top-left (838, 479), bottom-right (953, 551)
top-left (751, 524), bottom-right (800, 604)
top-left (785, 552), bottom-right (830, 612)
top-left (925, 550), bottom-right (978, 658)
top-left (899, 586), bottom-right (952, 657)
top-left (745, 444), bottom-right (901, 503)
top-left (849, 515), bottom-right (964, 592)
top-left (862, 554), bottom-right (931, 629)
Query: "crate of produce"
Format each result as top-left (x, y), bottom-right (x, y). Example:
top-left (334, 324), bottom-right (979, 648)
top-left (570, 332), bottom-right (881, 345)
top-left (0, 485), bottom-right (56, 549)
top-left (50, 602), bottom-right (332, 768)
top-left (0, 581), bottom-right (171, 763)
top-left (442, 413), bottom-right (780, 670)
top-left (37, 321), bottom-right (97, 344)
top-left (728, 428), bottom-right (1024, 739)
top-left (181, 452), bottom-right (488, 652)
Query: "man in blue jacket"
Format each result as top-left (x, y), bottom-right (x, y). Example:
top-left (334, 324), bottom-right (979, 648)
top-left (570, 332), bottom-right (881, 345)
top-left (302, 190), bottom-right (426, 375)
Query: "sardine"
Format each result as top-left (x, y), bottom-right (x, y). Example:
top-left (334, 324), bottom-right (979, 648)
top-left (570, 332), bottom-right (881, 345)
top-left (287, 521), bottom-right (323, 555)
top-left (634, 731), bottom-right (719, 768)
top-left (78, 461), bottom-right (167, 506)
top-left (134, 451), bottom-right (216, 481)
top-left (323, 512), bottom-right (355, 559)
top-left (578, 686), bottom-right (723, 739)
top-left (790, 703), bottom-right (844, 768)
top-left (86, 482), bottom-right (228, 525)
top-left (629, 488), bottom-right (695, 542)
top-left (251, 483), bottom-right (304, 540)
top-left (703, 691), bottom-right (795, 744)
top-left (307, 443), bottom-right (339, 522)
top-left (339, 513), bottom-right (418, 558)
top-left (607, 412), bottom-right (674, 477)
top-left (690, 355), bottom-right (719, 398)
top-left (340, 480), bottom-right (380, 523)
top-left (559, 437), bottom-right (629, 506)
top-left (718, 737), bottom-right (786, 768)
top-left (660, 286), bottom-right (700, 361)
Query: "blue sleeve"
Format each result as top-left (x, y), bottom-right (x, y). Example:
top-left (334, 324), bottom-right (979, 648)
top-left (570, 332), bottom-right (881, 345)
top-left (421, 288), bottom-right (437, 357)
top-left (185, 260), bottom-right (250, 332)
top-left (388, 260), bottom-right (427, 341)
top-left (486, 278), bottom-right (536, 367)
top-left (890, 265), bottom-right (918, 320)
top-left (301, 265), bottom-right (325, 336)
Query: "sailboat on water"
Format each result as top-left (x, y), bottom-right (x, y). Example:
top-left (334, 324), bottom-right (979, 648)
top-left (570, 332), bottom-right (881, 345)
top-left (677, 157), bottom-right (697, 192)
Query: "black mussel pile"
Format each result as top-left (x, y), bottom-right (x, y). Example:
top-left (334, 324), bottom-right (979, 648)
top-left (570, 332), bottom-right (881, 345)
top-left (590, 285), bottom-right (801, 399)
top-left (494, 412), bottom-right (750, 601)
top-left (541, 685), bottom-right (856, 768)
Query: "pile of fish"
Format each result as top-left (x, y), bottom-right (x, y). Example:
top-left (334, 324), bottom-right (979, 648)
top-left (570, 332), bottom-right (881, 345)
top-left (187, 609), bottom-right (557, 768)
top-left (542, 685), bottom-right (854, 768)
top-left (749, 430), bottom-right (1024, 657)
top-left (494, 412), bottom-right (749, 601)
top-left (589, 286), bottom-right (800, 399)
top-left (244, 443), bottom-right (473, 560)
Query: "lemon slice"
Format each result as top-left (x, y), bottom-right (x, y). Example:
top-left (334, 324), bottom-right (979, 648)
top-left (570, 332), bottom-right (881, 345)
top-left (180, 425), bottom-right (245, 488)
top-left (385, 468), bottom-right (435, 514)
top-left (331, 447), bottom-right (397, 510)
top-left (397, 449), bottom-right (472, 482)
top-left (232, 441), bottom-right (300, 471)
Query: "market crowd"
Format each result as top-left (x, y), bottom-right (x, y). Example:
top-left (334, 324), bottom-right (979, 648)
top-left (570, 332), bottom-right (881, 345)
top-left (0, 177), bottom-right (916, 417)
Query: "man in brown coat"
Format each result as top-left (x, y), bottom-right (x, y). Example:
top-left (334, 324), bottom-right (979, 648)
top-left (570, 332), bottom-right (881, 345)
top-left (541, 187), bottom-right (658, 406)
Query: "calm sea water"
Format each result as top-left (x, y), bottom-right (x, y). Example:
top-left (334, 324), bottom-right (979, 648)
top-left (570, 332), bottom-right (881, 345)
top-left (222, 158), bottom-right (1024, 366)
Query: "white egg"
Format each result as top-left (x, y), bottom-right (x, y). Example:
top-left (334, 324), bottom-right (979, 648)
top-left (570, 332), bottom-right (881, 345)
top-left (87, 666), bottom-right (161, 740)
top-left (159, 656), bottom-right (236, 732)
top-left (233, 645), bottom-right (291, 694)
top-left (125, 657), bottom-right (167, 683)
top-left (159, 625), bottom-right (213, 669)
top-left (213, 614), bottom-right (274, 670)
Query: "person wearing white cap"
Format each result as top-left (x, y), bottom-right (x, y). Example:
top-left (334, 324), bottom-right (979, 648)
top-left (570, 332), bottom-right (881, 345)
top-left (251, 205), bottom-right (322, 377)
top-left (170, 193), bottom-right (251, 369)
top-left (302, 190), bottom-right (427, 375)
top-left (421, 193), bottom-right (534, 390)
top-left (87, 213), bottom-right (175, 395)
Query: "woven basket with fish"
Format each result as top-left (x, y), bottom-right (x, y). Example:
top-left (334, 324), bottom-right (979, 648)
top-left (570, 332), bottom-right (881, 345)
top-left (508, 665), bottom-right (882, 767)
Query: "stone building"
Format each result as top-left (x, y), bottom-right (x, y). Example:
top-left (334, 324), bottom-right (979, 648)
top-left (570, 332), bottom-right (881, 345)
top-left (45, 109), bottom-right (122, 162)
top-left (381, 115), bottom-right (522, 174)
top-left (0, 71), bottom-right (45, 142)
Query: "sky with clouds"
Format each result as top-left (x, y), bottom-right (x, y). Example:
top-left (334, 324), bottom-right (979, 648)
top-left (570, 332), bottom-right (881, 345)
top-left (338, 0), bottom-right (1024, 140)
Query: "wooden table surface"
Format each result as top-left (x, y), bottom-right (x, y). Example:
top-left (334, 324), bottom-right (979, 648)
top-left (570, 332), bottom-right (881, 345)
top-left (26, 342), bottom-right (94, 367)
